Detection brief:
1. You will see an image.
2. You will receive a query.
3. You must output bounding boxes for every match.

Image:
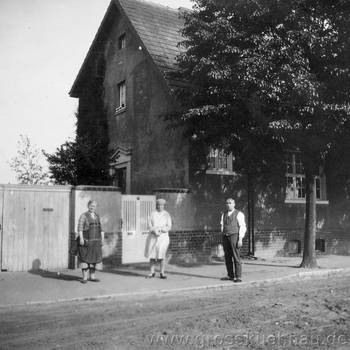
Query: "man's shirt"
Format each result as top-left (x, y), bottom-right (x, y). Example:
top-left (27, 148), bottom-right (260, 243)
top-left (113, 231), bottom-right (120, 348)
top-left (220, 210), bottom-right (247, 238)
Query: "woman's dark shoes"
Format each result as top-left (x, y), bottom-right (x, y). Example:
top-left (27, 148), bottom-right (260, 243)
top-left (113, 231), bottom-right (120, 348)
top-left (81, 279), bottom-right (88, 284)
top-left (160, 273), bottom-right (167, 279)
top-left (89, 278), bottom-right (100, 282)
top-left (146, 273), bottom-right (156, 279)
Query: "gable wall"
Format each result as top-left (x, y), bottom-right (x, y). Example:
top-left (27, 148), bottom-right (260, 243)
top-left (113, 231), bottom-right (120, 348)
top-left (102, 7), bottom-right (189, 194)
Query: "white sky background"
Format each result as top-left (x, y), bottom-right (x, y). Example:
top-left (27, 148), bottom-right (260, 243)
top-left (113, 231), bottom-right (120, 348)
top-left (0, 0), bottom-right (192, 183)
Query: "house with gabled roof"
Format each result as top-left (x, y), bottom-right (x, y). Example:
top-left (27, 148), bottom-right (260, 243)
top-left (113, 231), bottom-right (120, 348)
top-left (71, 0), bottom-right (189, 194)
top-left (70, 0), bottom-right (350, 260)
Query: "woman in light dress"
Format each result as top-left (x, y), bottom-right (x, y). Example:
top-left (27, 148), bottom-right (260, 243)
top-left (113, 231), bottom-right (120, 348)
top-left (144, 198), bottom-right (172, 279)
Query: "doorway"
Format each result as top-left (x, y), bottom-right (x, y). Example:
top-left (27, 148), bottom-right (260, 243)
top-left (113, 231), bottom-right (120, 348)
top-left (115, 167), bottom-right (127, 194)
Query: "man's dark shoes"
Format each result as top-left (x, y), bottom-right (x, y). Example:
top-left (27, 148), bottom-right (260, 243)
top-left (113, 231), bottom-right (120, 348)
top-left (234, 278), bottom-right (242, 283)
top-left (81, 279), bottom-right (88, 284)
top-left (160, 273), bottom-right (167, 279)
top-left (220, 276), bottom-right (234, 281)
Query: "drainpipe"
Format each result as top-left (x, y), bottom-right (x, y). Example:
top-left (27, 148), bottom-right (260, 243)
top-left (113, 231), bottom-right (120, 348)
top-left (247, 174), bottom-right (257, 260)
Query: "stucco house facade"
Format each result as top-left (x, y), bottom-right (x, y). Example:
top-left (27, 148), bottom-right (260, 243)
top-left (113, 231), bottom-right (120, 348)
top-left (70, 0), bottom-right (350, 261)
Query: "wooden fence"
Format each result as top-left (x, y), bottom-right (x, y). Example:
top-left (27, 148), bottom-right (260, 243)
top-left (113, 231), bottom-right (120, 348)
top-left (0, 184), bottom-right (72, 272)
top-left (0, 184), bottom-right (123, 272)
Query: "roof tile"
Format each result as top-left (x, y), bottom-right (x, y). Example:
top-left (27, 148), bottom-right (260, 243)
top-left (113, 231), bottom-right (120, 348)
top-left (118, 0), bottom-right (185, 72)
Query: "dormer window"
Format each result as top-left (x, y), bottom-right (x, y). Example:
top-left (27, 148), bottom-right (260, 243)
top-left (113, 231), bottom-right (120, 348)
top-left (118, 34), bottom-right (126, 49)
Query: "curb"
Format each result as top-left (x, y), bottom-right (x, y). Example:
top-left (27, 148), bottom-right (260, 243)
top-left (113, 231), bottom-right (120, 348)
top-left (1, 267), bottom-right (350, 309)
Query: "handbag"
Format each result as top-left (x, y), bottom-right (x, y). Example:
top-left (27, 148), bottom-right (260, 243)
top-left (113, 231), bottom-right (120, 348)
top-left (69, 237), bottom-right (79, 256)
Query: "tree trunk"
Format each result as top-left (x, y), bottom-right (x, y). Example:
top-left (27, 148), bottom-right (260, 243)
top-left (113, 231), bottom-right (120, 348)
top-left (300, 171), bottom-right (318, 268)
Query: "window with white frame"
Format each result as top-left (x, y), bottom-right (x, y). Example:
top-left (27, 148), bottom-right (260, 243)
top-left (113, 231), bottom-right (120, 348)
top-left (116, 81), bottom-right (126, 112)
top-left (206, 148), bottom-right (235, 175)
top-left (285, 153), bottom-right (328, 203)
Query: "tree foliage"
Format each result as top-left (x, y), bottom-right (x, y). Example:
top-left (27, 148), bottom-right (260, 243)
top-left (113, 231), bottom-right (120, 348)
top-left (45, 133), bottom-right (112, 186)
top-left (44, 140), bottom-right (78, 185)
top-left (46, 74), bottom-right (111, 186)
top-left (172, 0), bottom-right (350, 267)
top-left (75, 74), bottom-right (111, 186)
top-left (9, 135), bottom-right (51, 185)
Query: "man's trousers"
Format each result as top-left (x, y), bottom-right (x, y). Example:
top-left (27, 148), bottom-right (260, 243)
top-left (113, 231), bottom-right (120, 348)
top-left (222, 233), bottom-right (242, 279)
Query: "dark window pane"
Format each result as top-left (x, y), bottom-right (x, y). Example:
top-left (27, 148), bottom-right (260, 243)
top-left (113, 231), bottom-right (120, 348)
top-left (316, 178), bottom-right (321, 199)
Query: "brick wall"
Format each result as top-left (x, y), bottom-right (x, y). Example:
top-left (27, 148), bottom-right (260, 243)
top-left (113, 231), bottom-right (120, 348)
top-left (167, 230), bottom-right (215, 265)
top-left (167, 230), bottom-right (249, 265)
top-left (167, 229), bottom-right (350, 264)
top-left (71, 229), bottom-right (350, 268)
top-left (255, 228), bottom-right (350, 258)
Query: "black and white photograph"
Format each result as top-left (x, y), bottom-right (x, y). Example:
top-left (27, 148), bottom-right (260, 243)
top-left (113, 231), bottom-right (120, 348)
top-left (1, 0), bottom-right (350, 349)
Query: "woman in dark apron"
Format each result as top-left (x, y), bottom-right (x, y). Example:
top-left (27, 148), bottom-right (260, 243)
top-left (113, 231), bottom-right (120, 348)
top-left (77, 200), bottom-right (104, 284)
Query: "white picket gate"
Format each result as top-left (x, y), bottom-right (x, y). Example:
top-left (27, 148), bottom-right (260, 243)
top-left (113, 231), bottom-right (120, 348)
top-left (121, 195), bottom-right (156, 264)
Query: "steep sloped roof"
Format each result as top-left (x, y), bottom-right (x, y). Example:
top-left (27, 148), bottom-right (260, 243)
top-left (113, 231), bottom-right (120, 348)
top-left (118, 0), bottom-right (185, 74)
top-left (70, 0), bottom-right (185, 97)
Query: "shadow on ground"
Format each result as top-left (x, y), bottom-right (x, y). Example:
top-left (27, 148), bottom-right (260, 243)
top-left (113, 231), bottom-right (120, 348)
top-left (244, 262), bottom-right (300, 268)
top-left (28, 259), bottom-right (81, 282)
top-left (104, 261), bottom-right (224, 280)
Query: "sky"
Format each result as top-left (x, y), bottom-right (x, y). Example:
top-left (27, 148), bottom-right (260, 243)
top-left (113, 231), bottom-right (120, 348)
top-left (0, 0), bottom-right (192, 184)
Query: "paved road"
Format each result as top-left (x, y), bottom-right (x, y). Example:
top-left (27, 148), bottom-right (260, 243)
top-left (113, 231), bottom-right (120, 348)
top-left (1, 273), bottom-right (349, 350)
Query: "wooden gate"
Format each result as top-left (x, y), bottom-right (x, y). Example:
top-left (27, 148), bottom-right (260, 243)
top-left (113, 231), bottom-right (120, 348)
top-left (0, 185), bottom-right (71, 272)
top-left (0, 187), bottom-right (3, 271)
top-left (121, 195), bottom-right (155, 264)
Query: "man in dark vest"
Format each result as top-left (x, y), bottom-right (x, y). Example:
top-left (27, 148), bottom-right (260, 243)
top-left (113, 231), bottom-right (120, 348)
top-left (220, 198), bottom-right (246, 282)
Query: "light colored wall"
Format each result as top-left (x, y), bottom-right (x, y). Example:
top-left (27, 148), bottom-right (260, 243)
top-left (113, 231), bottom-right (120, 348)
top-left (71, 186), bottom-right (122, 234)
top-left (71, 186), bottom-right (122, 269)
top-left (153, 189), bottom-right (196, 231)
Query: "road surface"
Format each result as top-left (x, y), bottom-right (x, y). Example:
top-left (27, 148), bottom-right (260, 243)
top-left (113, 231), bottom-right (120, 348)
top-left (0, 274), bottom-right (349, 349)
